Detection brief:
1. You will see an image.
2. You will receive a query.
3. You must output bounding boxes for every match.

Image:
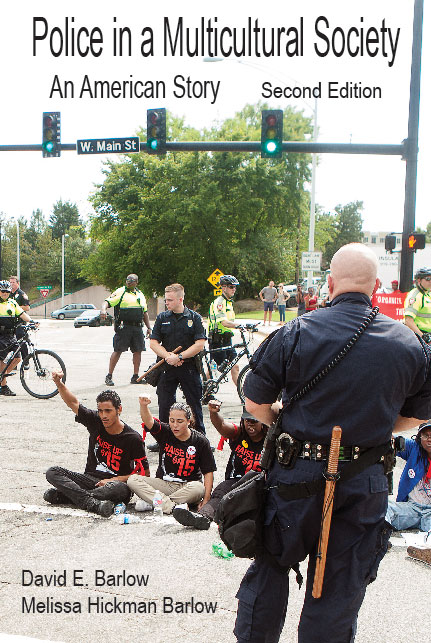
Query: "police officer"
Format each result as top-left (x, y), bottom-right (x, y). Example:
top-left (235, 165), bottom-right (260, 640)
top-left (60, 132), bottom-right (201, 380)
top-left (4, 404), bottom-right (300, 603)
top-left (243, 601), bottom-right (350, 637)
top-left (101, 274), bottom-right (151, 386)
top-left (0, 280), bottom-right (34, 396)
top-left (234, 244), bottom-right (431, 643)
top-left (404, 267), bottom-right (431, 341)
top-left (149, 283), bottom-right (207, 449)
top-left (9, 275), bottom-right (30, 363)
top-left (208, 275), bottom-right (240, 386)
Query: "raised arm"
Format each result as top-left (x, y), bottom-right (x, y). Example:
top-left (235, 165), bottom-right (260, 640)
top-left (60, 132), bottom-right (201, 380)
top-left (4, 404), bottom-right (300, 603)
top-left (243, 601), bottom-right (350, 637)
top-left (208, 399), bottom-right (238, 439)
top-left (139, 396), bottom-right (155, 430)
top-left (52, 370), bottom-right (79, 415)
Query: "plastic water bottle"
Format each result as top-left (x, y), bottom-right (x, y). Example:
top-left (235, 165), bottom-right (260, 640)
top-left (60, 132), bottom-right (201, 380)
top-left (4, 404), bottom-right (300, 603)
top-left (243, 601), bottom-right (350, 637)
top-left (113, 513), bottom-right (140, 524)
top-left (212, 542), bottom-right (234, 559)
top-left (152, 490), bottom-right (163, 519)
top-left (4, 351), bottom-right (14, 365)
top-left (210, 359), bottom-right (217, 379)
top-left (114, 503), bottom-right (126, 515)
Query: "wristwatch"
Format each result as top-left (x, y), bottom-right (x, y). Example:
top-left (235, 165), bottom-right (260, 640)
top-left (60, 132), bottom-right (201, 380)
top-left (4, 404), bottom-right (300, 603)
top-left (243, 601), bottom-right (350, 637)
top-left (178, 353), bottom-right (184, 360)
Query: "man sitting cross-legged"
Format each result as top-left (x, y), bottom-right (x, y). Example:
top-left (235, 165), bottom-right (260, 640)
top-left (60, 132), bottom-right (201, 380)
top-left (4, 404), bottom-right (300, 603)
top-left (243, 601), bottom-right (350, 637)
top-left (43, 371), bottom-right (149, 517)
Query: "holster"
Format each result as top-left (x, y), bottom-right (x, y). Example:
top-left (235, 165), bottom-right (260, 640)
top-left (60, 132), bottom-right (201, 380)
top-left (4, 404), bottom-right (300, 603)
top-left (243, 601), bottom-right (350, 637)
top-left (260, 417), bottom-right (284, 471)
top-left (276, 433), bottom-right (302, 468)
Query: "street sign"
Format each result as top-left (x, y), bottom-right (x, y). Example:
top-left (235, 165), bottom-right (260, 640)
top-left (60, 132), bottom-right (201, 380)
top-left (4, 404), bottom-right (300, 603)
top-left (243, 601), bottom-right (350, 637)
top-left (301, 252), bottom-right (322, 272)
top-left (213, 288), bottom-right (222, 296)
top-left (77, 137), bottom-right (140, 155)
top-left (40, 289), bottom-right (49, 299)
top-left (37, 285), bottom-right (52, 290)
top-left (207, 269), bottom-right (224, 286)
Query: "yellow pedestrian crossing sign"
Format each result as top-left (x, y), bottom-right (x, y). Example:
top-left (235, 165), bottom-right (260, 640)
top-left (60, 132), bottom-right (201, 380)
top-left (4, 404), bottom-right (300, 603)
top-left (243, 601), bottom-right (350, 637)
top-left (207, 269), bottom-right (224, 286)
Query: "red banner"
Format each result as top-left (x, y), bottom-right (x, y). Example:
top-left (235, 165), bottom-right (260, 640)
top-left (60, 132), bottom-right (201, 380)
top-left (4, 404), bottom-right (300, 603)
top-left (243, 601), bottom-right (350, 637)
top-left (371, 292), bottom-right (405, 321)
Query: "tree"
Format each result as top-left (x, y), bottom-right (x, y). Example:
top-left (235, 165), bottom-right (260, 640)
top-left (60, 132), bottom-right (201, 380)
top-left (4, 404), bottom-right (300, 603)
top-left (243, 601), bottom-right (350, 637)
top-left (49, 200), bottom-right (83, 239)
top-left (322, 201), bottom-right (364, 266)
top-left (83, 104), bottom-right (312, 307)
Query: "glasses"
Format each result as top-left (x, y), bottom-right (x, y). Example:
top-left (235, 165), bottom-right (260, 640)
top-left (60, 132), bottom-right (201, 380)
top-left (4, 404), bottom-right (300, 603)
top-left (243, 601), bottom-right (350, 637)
top-left (422, 277), bottom-right (431, 282)
top-left (0, 290), bottom-right (10, 293)
top-left (420, 432), bottom-right (431, 440)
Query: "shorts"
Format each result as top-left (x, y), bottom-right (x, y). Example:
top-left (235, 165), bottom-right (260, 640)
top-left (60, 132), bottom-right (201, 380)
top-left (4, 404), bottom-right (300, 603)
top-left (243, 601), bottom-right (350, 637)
top-left (113, 325), bottom-right (145, 353)
top-left (263, 302), bottom-right (274, 312)
top-left (0, 335), bottom-right (19, 361)
top-left (209, 333), bottom-right (236, 366)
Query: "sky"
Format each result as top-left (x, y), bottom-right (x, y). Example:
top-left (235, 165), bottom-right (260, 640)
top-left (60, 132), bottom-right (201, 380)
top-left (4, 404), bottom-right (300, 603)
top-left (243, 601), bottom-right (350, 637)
top-left (0, 0), bottom-right (429, 236)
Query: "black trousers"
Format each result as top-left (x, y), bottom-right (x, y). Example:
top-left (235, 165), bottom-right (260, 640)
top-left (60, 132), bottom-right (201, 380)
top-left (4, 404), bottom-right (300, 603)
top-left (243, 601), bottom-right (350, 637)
top-left (16, 324), bottom-right (28, 360)
top-left (199, 478), bottom-right (237, 521)
top-left (234, 460), bottom-right (390, 643)
top-left (45, 466), bottom-right (131, 508)
top-left (156, 364), bottom-right (206, 434)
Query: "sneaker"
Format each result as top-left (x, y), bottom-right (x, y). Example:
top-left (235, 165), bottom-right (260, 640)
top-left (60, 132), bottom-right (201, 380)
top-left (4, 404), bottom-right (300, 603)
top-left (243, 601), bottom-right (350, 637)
top-left (130, 374), bottom-right (144, 384)
top-left (84, 498), bottom-right (115, 518)
top-left (407, 545), bottom-right (431, 565)
top-left (135, 499), bottom-right (153, 512)
top-left (173, 506), bottom-right (211, 530)
top-left (23, 364), bottom-right (30, 371)
top-left (0, 385), bottom-right (16, 396)
top-left (105, 375), bottom-right (114, 386)
top-left (148, 443), bottom-right (160, 452)
top-left (43, 488), bottom-right (67, 505)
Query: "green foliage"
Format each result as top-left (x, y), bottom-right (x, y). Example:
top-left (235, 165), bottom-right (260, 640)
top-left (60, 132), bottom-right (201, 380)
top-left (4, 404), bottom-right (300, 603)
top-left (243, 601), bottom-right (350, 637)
top-left (83, 104), bottom-right (313, 307)
top-left (321, 201), bottom-right (364, 266)
top-left (49, 199), bottom-right (83, 239)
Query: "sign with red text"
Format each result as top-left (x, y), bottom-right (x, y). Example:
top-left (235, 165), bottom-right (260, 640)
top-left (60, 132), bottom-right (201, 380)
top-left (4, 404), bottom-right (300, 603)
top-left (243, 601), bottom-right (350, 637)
top-left (372, 292), bottom-right (405, 321)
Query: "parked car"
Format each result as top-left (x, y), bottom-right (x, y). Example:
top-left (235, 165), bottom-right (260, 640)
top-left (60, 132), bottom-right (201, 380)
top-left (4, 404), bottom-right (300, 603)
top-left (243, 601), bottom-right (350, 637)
top-left (74, 309), bottom-right (114, 328)
top-left (51, 304), bottom-right (96, 320)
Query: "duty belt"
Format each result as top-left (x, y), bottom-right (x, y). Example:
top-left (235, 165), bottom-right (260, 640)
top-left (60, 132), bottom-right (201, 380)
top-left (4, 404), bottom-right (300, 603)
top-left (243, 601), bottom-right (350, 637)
top-left (298, 442), bottom-right (361, 462)
top-left (122, 321), bottom-right (142, 327)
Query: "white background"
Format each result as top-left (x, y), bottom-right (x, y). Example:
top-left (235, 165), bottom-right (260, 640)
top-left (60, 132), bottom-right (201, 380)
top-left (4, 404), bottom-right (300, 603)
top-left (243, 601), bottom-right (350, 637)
top-left (0, 1), bottom-right (429, 234)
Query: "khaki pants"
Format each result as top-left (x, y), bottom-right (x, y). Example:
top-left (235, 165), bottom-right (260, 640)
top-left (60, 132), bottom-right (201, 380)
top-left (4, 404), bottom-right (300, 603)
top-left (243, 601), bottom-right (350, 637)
top-left (127, 475), bottom-right (204, 514)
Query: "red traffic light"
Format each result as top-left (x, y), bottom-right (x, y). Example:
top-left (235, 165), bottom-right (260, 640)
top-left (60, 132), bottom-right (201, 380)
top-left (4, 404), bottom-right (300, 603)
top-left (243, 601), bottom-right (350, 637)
top-left (408, 232), bottom-right (426, 250)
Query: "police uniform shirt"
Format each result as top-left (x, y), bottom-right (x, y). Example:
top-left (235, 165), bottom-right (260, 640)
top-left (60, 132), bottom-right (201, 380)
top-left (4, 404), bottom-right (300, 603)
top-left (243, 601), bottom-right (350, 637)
top-left (11, 288), bottom-right (30, 308)
top-left (404, 286), bottom-right (431, 332)
top-left (244, 292), bottom-right (431, 448)
top-left (0, 299), bottom-right (24, 330)
top-left (105, 286), bottom-right (147, 323)
top-left (151, 307), bottom-right (206, 359)
top-left (209, 295), bottom-right (235, 334)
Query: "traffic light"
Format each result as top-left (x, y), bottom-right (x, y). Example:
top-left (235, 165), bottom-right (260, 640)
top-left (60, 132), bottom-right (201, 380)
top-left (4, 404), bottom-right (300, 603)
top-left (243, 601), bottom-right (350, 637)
top-left (408, 232), bottom-right (426, 250)
top-left (146, 108), bottom-right (166, 154)
top-left (261, 109), bottom-right (283, 158)
top-left (42, 112), bottom-right (61, 158)
top-left (384, 234), bottom-right (396, 251)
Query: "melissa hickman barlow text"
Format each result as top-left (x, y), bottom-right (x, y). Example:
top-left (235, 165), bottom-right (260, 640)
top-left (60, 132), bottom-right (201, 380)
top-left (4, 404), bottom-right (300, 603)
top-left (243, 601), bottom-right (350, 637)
top-left (22, 595), bottom-right (218, 615)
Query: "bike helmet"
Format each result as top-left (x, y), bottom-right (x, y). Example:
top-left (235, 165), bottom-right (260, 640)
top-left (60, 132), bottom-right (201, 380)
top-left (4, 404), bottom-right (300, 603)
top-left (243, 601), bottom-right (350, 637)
top-left (0, 280), bottom-right (12, 292)
top-left (219, 275), bottom-right (239, 286)
top-left (415, 267), bottom-right (431, 280)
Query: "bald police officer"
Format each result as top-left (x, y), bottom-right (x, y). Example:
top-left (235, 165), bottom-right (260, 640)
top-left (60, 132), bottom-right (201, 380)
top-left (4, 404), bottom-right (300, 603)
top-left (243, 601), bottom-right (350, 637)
top-left (101, 274), bottom-right (151, 386)
top-left (235, 243), bottom-right (431, 643)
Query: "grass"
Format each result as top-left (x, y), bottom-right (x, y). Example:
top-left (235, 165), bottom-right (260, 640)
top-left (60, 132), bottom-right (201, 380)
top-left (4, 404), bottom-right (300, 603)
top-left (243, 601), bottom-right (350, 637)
top-left (236, 309), bottom-right (297, 321)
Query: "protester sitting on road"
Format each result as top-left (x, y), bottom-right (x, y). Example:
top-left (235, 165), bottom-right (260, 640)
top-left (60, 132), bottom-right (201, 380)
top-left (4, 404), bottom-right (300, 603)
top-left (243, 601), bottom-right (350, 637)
top-left (44, 372), bottom-right (149, 517)
top-left (128, 397), bottom-right (216, 515)
top-left (173, 399), bottom-right (267, 530)
top-left (386, 422), bottom-right (431, 533)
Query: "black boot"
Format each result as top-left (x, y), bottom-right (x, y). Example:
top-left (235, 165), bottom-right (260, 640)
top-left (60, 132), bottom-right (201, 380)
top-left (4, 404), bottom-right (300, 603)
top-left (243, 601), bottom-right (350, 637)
top-left (83, 497), bottom-right (114, 517)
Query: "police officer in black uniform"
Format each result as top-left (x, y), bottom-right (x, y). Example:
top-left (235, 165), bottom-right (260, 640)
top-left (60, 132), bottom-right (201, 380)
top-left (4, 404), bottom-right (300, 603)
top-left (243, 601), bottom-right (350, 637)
top-left (9, 276), bottom-right (30, 363)
top-left (234, 243), bottom-right (431, 643)
top-left (149, 283), bottom-right (207, 449)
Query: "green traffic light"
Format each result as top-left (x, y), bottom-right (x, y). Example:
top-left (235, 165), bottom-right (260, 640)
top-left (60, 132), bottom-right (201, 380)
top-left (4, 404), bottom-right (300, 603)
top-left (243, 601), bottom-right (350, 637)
top-left (149, 138), bottom-right (159, 150)
top-left (264, 140), bottom-right (278, 154)
top-left (42, 141), bottom-right (55, 153)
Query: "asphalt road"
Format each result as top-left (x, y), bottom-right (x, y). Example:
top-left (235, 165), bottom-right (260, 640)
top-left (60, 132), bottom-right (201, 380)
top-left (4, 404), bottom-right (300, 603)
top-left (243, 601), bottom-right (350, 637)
top-left (0, 320), bottom-right (428, 643)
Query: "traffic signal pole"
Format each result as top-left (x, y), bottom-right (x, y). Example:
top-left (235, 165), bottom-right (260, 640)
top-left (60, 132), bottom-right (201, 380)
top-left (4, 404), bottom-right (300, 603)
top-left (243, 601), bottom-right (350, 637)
top-left (399, 0), bottom-right (423, 292)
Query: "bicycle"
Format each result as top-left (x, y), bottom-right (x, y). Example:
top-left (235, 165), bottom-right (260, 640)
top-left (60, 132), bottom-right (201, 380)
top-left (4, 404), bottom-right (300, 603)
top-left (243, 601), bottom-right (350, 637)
top-left (198, 323), bottom-right (260, 404)
top-left (0, 323), bottom-right (66, 399)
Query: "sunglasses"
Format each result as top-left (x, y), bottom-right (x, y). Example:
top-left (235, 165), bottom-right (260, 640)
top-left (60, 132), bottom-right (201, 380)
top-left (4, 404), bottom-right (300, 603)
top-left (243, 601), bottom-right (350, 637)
top-left (0, 290), bottom-right (10, 293)
top-left (422, 277), bottom-right (431, 282)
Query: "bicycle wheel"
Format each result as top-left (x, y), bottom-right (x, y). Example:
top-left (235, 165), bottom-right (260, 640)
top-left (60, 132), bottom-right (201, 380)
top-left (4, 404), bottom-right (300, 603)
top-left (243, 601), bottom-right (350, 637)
top-left (20, 350), bottom-right (66, 399)
top-left (237, 364), bottom-right (251, 403)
